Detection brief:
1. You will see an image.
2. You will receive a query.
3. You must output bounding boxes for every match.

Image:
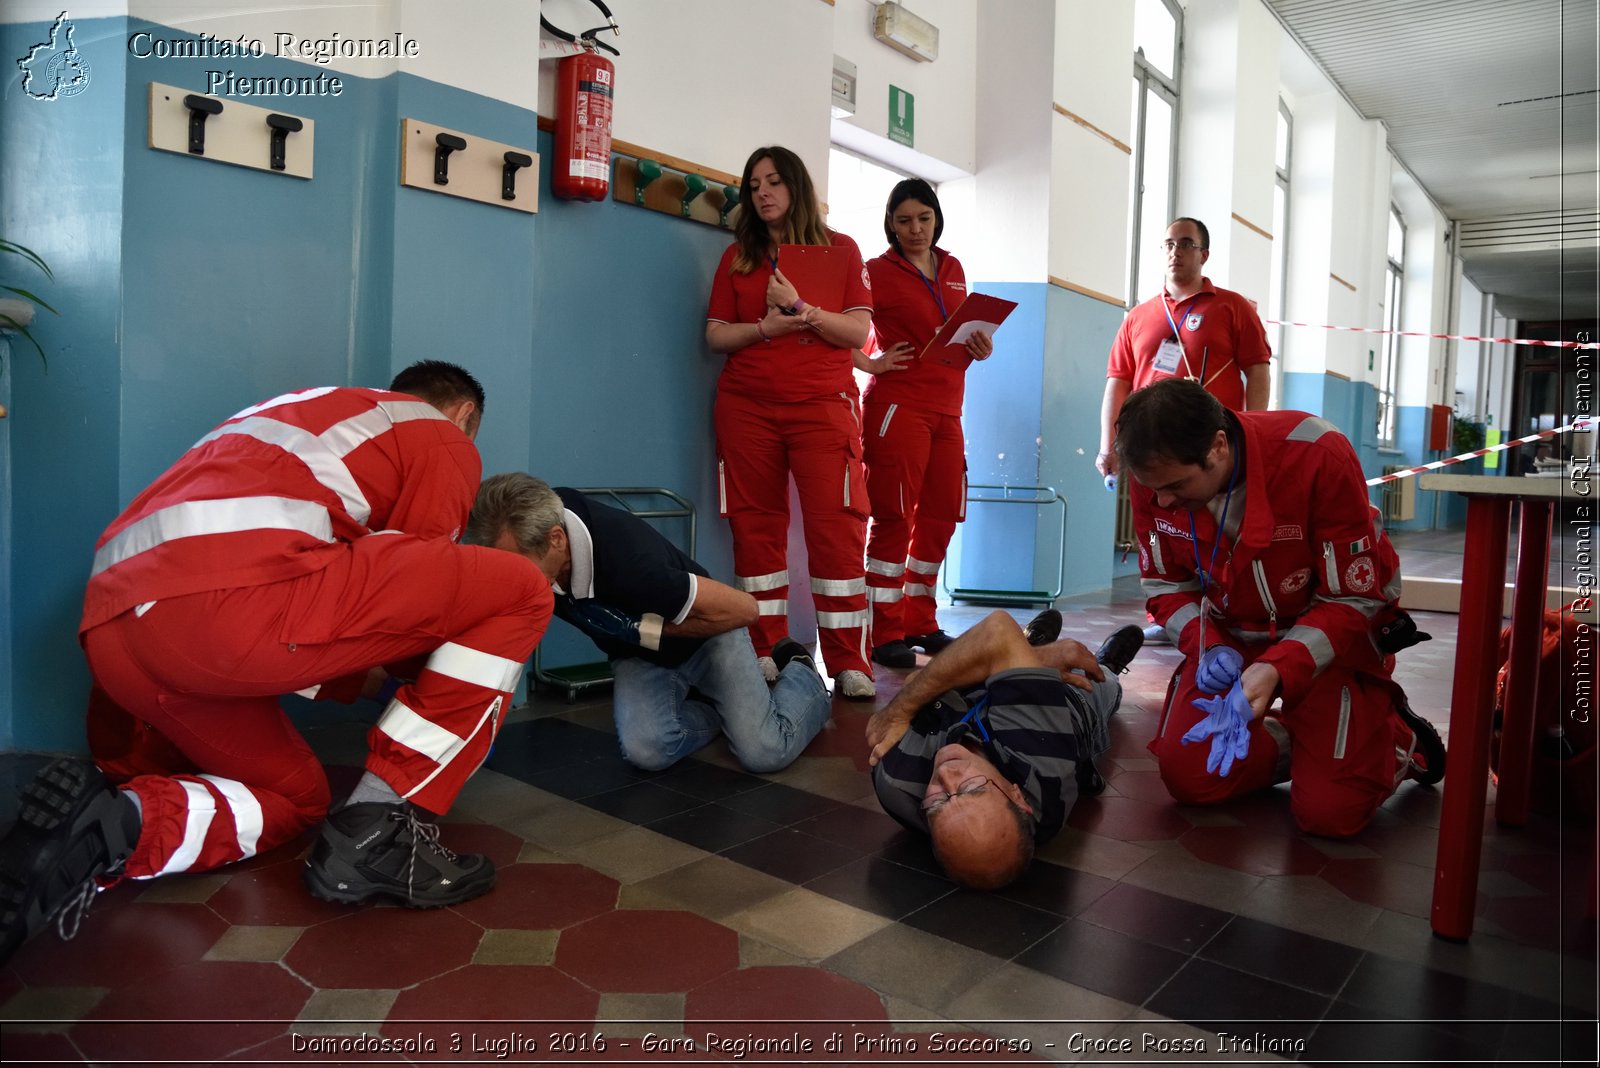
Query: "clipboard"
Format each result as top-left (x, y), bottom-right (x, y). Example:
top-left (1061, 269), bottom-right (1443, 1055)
top-left (919, 292), bottom-right (1018, 367)
top-left (775, 244), bottom-right (852, 311)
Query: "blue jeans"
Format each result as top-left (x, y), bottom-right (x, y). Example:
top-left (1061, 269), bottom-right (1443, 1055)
top-left (610, 628), bottom-right (831, 773)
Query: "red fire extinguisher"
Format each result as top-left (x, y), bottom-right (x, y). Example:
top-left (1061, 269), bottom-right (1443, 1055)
top-left (544, 1), bottom-right (620, 201)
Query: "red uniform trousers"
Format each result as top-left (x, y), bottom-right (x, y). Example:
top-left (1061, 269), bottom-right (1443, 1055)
top-left (1149, 648), bottom-right (1415, 837)
top-left (714, 389), bottom-right (871, 675)
top-left (862, 401), bottom-right (966, 643)
top-left (82, 535), bottom-right (551, 879)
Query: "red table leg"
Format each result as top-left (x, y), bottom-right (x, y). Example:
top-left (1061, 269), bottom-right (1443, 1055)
top-left (1496, 500), bottom-right (1554, 826)
top-left (1432, 495), bottom-right (1511, 941)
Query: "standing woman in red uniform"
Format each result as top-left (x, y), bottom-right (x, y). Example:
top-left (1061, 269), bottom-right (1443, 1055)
top-left (859, 179), bottom-right (993, 669)
top-left (705, 146), bottom-right (877, 698)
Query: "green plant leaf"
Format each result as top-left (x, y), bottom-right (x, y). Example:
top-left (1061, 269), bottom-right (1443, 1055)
top-left (0, 285), bottom-right (59, 316)
top-left (0, 239), bottom-right (53, 279)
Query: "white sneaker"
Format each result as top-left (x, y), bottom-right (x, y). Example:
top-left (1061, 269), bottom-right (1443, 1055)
top-left (757, 656), bottom-right (779, 684)
top-left (834, 669), bottom-right (875, 700)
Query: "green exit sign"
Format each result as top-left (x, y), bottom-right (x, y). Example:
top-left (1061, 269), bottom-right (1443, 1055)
top-left (889, 85), bottom-right (914, 147)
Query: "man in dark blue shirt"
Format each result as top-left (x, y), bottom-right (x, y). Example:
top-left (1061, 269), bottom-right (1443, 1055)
top-left (867, 611), bottom-right (1141, 889)
top-left (470, 474), bottom-right (830, 773)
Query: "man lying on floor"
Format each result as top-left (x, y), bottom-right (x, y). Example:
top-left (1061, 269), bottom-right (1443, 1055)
top-left (469, 474), bottom-right (831, 774)
top-left (865, 610), bottom-right (1143, 889)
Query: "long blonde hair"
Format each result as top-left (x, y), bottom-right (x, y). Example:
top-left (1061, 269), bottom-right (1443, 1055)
top-left (730, 145), bottom-right (831, 274)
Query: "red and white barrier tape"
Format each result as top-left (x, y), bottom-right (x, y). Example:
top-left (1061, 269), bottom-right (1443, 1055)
top-left (1265, 319), bottom-right (1599, 351)
top-left (1364, 417), bottom-right (1598, 486)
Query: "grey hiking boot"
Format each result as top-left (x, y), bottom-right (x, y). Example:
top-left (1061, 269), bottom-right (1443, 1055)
top-left (302, 801), bottom-right (496, 908)
top-left (0, 759), bottom-right (140, 964)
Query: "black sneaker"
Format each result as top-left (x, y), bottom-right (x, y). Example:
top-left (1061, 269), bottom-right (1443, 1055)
top-left (0, 759), bottom-right (139, 964)
top-left (771, 636), bottom-right (818, 675)
top-left (1024, 609), bottom-right (1063, 647)
top-left (908, 630), bottom-right (956, 654)
top-left (1095, 625), bottom-right (1145, 675)
top-left (870, 640), bottom-right (917, 669)
top-left (1396, 698), bottom-right (1446, 786)
top-left (303, 802), bottom-right (496, 908)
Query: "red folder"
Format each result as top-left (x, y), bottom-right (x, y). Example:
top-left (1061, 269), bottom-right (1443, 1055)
top-left (919, 293), bottom-right (1019, 367)
top-left (775, 244), bottom-right (852, 311)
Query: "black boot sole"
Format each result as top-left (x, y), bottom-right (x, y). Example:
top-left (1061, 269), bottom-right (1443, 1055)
top-left (0, 759), bottom-right (133, 964)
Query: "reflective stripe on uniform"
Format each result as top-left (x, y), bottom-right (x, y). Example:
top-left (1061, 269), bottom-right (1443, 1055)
top-left (201, 774), bottom-right (264, 860)
top-left (812, 576), bottom-right (866, 596)
top-left (378, 699), bottom-right (467, 762)
top-left (867, 587), bottom-right (904, 603)
top-left (426, 641), bottom-right (525, 692)
top-left (737, 570), bottom-right (789, 593)
top-left (198, 418), bottom-right (373, 524)
top-left (756, 599), bottom-right (789, 616)
top-left (906, 555), bottom-right (941, 573)
top-left (905, 582), bottom-right (934, 598)
top-left (153, 780), bottom-right (218, 877)
top-left (818, 609), bottom-right (869, 629)
top-left (92, 496), bottom-right (335, 577)
top-left (866, 557), bottom-right (904, 578)
top-left (1282, 624), bottom-right (1336, 672)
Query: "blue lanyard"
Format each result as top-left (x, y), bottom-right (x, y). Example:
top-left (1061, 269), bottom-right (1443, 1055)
top-left (900, 252), bottom-right (947, 319)
top-left (958, 693), bottom-right (991, 742)
top-left (1161, 294), bottom-right (1205, 379)
top-left (1186, 444), bottom-right (1240, 599)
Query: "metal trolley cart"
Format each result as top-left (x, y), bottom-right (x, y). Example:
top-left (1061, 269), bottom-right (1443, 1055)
top-left (530, 486), bottom-right (697, 701)
top-left (941, 483), bottom-right (1068, 607)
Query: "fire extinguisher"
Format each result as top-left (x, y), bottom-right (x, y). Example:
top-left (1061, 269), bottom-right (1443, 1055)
top-left (543, 1), bottom-right (620, 201)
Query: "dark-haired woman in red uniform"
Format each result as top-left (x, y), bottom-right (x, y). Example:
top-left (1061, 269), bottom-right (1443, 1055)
top-left (859, 178), bottom-right (992, 669)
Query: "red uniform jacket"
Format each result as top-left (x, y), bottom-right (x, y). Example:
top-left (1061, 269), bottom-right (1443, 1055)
top-left (1134, 410), bottom-right (1399, 706)
top-left (82, 387), bottom-right (480, 633)
top-left (862, 247), bottom-right (969, 417)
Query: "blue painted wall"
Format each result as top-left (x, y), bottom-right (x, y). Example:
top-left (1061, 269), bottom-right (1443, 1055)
top-left (1037, 285), bottom-right (1120, 599)
top-left (1, 17), bottom-right (131, 753)
top-left (1279, 372), bottom-right (1447, 529)
top-left (945, 282), bottom-right (1117, 603)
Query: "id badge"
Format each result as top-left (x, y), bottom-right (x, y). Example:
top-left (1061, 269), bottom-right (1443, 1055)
top-left (1153, 337), bottom-right (1183, 375)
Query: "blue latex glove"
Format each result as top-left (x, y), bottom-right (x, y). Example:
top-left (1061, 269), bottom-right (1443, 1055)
top-left (1182, 680), bottom-right (1253, 776)
top-left (565, 600), bottom-right (661, 651)
top-left (1195, 646), bottom-right (1245, 695)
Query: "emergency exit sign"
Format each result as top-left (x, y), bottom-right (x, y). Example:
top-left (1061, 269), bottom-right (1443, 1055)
top-left (889, 85), bottom-right (914, 147)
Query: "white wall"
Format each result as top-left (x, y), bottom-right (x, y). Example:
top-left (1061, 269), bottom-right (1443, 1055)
top-left (1456, 273), bottom-right (1487, 417)
top-left (831, 0), bottom-right (978, 177)
top-left (1049, 0), bottom-right (1135, 299)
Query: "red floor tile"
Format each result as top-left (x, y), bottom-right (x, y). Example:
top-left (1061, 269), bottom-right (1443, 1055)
top-left (448, 863), bottom-right (619, 931)
top-left (11, 899), bottom-right (227, 988)
top-left (1318, 857), bottom-right (1436, 918)
top-left (285, 907), bottom-right (485, 988)
top-left (1105, 769), bottom-right (1176, 805)
top-left (555, 910), bottom-right (739, 992)
top-left (385, 964), bottom-right (600, 1058)
top-left (1067, 793), bottom-right (1193, 841)
top-left (207, 854), bottom-right (353, 927)
top-left (428, 821), bottom-right (529, 870)
top-left (76, 960), bottom-right (310, 1063)
top-left (685, 966), bottom-right (887, 1054)
top-left (1178, 825), bottom-right (1329, 877)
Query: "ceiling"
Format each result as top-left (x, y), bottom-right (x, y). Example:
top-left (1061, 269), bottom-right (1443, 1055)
top-left (1264, 0), bottom-right (1600, 323)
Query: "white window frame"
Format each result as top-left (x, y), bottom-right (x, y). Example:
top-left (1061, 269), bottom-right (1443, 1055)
top-left (1126, 0), bottom-right (1183, 308)
top-left (1377, 205), bottom-right (1406, 448)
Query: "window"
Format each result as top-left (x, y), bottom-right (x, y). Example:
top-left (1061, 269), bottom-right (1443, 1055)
top-left (1126, 0), bottom-right (1183, 306)
top-left (1268, 101), bottom-right (1292, 382)
top-left (1376, 206), bottom-right (1406, 447)
top-left (826, 147), bottom-right (914, 258)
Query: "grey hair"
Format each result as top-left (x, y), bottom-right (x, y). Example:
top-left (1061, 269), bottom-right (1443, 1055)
top-left (468, 473), bottom-right (564, 555)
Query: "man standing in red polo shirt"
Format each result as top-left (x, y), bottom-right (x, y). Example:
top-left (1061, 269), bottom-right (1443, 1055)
top-left (1096, 216), bottom-right (1272, 481)
top-left (1098, 216), bottom-right (1272, 645)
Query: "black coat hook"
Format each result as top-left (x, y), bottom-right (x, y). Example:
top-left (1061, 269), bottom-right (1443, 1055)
top-left (183, 94), bottom-right (223, 155)
top-left (266, 114), bottom-right (303, 171)
top-left (434, 132), bottom-right (467, 185)
top-left (502, 151), bottom-right (533, 200)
